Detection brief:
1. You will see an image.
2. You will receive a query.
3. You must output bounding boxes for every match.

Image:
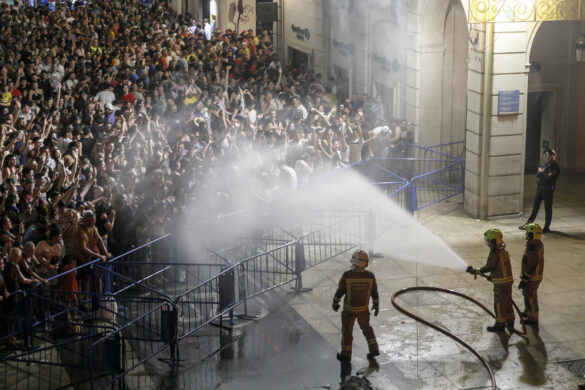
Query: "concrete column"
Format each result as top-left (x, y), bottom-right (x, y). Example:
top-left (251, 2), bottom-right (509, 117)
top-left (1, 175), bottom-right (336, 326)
top-left (465, 22), bottom-right (529, 218)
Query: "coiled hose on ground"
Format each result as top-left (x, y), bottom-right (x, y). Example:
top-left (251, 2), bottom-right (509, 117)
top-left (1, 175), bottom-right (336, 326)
top-left (391, 283), bottom-right (527, 390)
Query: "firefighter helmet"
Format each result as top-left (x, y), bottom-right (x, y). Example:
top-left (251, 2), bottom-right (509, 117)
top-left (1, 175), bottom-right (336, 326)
top-left (524, 223), bottom-right (543, 241)
top-left (484, 229), bottom-right (503, 247)
top-left (350, 250), bottom-right (369, 268)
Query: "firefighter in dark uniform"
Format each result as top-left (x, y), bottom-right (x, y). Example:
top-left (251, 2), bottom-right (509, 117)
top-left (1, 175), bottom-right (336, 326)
top-left (519, 149), bottom-right (560, 233)
top-left (332, 250), bottom-right (380, 366)
top-left (519, 223), bottom-right (544, 330)
top-left (470, 229), bottom-right (515, 332)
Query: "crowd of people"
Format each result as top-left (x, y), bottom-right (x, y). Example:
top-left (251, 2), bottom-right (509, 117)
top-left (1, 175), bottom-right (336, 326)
top-left (0, 0), bottom-right (414, 346)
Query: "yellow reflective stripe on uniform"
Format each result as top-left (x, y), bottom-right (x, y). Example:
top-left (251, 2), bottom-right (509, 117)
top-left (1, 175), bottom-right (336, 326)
top-left (344, 278), bottom-right (374, 311)
top-left (495, 302), bottom-right (505, 322)
top-left (525, 273), bottom-right (543, 281)
top-left (498, 252), bottom-right (512, 282)
top-left (343, 304), bottom-right (369, 312)
top-left (491, 276), bottom-right (513, 284)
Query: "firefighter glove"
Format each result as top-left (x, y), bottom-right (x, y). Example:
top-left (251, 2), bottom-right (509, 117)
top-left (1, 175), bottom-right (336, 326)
top-left (372, 305), bottom-right (379, 316)
top-left (518, 280), bottom-right (526, 290)
top-left (332, 302), bottom-right (340, 312)
top-left (466, 267), bottom-right (481, 280)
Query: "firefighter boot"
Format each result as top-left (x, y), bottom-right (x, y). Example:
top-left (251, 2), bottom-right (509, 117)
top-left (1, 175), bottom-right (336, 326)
top-left (486, 324), bottom-right (506, 332)
top-left (524, 318), bottom-right (539, 331)
top-left (367, 356), bottom-right (380, 372)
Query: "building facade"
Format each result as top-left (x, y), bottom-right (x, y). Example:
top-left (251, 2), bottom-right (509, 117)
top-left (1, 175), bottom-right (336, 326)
top-left (186, 0), bottom-right (585, 218)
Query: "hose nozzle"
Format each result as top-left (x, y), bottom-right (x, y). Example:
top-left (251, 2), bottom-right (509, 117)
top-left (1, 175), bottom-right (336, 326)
top-left (465, 266), bottom-right (475, 274)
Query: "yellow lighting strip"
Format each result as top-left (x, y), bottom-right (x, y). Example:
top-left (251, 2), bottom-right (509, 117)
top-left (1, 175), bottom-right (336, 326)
top-left (469, 0), bottom-right (585, 23)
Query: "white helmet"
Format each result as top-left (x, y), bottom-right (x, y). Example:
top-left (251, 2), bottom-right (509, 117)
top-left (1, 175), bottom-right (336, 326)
top-left (351, 250), bottom-right (369, 268)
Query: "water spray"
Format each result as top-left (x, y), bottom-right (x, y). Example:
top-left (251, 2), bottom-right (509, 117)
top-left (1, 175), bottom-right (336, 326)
top-left (391, 267), bottom-right (528, 390)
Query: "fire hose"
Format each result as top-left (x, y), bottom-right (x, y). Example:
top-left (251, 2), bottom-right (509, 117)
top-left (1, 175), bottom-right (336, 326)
top-left (391, 269), bottom-right (527, 390)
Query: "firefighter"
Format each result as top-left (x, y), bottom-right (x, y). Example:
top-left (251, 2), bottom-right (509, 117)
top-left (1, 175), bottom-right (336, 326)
top-left (469, 229), bottom-right (515, 332)
top-left (519, 223), bottom-right (544, 330)
top-left (332, 250), bottom-right (380, 366)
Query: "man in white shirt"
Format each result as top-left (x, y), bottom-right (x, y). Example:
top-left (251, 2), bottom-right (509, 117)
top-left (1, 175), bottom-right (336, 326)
top-left (94, 84), bottom-right (116, 111)
top-left (203, 19), bottom-right (212, 41)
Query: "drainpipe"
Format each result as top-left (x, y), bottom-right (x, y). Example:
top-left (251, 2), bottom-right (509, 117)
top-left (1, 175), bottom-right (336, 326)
top-left (480, 23), bottom-right (494, 219)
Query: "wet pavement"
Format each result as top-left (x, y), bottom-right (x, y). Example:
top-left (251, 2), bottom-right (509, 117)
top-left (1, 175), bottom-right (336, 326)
top-left (147, 173), bottom-right (585, 390)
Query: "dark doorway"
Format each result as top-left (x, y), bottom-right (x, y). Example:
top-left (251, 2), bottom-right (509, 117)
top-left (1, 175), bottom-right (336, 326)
top-left (288, 47), bottom-right (309, 71)
top-left (525, 91), bottom-right (557, 174)
top-left (202, 0), bottom-right (210, 19)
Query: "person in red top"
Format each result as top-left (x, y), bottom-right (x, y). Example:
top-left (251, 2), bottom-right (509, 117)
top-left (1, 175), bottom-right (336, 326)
top-left (18, 178), bottom-right (35, 206)
top-left (120, 84), bottom-right (135, 106)
top-left (332, 250), bottom-right (380, 370)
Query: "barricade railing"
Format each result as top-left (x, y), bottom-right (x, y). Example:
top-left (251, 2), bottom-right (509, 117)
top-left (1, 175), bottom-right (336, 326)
top-left (426, 140), bottom-right (465, 161)
top-left (0, 140), bottom-right (465, 389)
top-left (1, 317), bottom-right (125, 390)
top-left (409, 160), bottom-right (465, 211)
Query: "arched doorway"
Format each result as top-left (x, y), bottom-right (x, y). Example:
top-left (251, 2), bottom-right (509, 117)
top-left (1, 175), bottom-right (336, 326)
top-left (527, 21), bottom-right (585, 173)
top-left (441, 0), bottom-right (468, 144)
top-left (419, 0), bottom-right (468, 146)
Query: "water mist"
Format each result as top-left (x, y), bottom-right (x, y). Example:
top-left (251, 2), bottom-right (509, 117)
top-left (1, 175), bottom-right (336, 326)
top-left (177, 148), bottom-right (468, 271)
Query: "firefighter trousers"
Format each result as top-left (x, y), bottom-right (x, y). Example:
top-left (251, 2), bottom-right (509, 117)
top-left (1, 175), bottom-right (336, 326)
top-left (494, 284), bottom-right (515, 326)
top-left (522, 281), bottom-right (541, 321)
top-left (340, 310), bottom-right (379, 359)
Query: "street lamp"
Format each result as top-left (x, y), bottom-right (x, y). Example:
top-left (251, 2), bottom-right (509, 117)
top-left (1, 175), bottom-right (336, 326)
top-left (576, 35), bottom-right (585, 63)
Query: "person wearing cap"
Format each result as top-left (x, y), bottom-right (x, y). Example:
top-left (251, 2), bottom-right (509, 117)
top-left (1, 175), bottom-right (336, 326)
top-left (332, 250), bottom-right (380, 365)
top-left (519, 149), bottom-right (560, 233)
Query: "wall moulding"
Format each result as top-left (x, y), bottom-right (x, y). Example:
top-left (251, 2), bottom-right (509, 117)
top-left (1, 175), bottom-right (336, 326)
top-left (469, 0), bottom-right (585, 23)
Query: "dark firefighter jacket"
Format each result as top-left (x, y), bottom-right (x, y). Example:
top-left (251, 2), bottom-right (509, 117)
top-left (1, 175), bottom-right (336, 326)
top-left (521, 239), bottom-right (544, 282)
top-left (333, 269), bottom-right (379, 313)
top-left (480, 244), bottom-right (513, 285)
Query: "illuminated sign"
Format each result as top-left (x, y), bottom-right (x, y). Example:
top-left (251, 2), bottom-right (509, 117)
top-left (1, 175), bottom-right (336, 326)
top-left (469, 0), bottom-right (585, 23)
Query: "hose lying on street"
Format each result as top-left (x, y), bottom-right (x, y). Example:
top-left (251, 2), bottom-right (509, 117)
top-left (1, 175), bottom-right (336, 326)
top-left (391, 285), bottom-right (527, 390)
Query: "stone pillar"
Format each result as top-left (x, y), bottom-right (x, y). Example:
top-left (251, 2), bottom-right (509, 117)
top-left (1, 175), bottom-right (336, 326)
top-left (464, 22), bottom-right (530, 218)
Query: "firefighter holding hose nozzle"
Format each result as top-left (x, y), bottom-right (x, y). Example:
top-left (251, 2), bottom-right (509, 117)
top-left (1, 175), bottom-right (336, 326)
top-left (332, 250), bottom-right (380, 370)
top-left (466, 229), bottom-right (515, 333)
top-left (519, 223), bottom-right (544, 331)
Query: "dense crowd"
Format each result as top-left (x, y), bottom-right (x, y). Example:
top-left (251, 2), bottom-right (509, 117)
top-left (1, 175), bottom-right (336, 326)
top-left (0, 0), bottom-right (413, 345)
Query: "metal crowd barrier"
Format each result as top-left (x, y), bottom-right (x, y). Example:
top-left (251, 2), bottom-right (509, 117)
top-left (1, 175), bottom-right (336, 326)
top-left (0, 140), bottom-right (464, 389)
